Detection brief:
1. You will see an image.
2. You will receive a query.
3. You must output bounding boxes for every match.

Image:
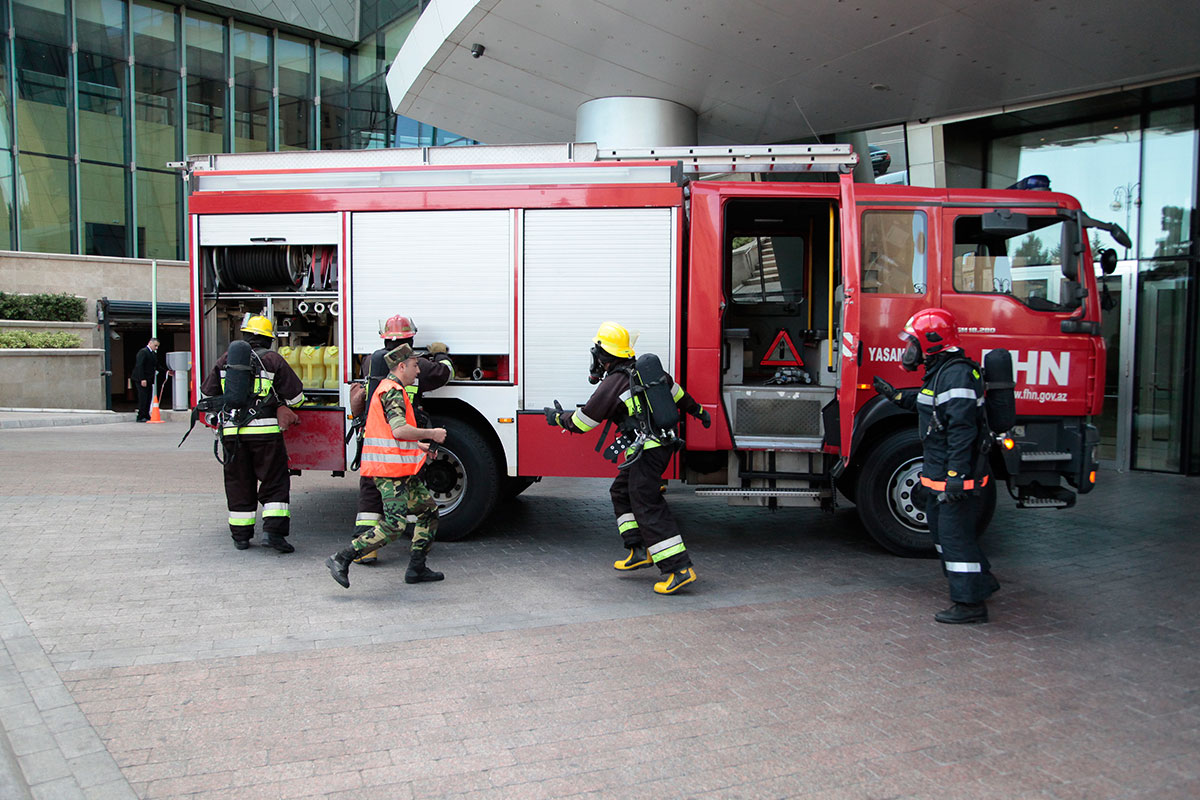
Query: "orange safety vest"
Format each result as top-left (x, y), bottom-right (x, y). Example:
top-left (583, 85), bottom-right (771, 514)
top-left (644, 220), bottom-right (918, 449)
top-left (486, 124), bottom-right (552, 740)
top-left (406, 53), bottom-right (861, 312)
top-left (360, 378), bottom-right (427, 478)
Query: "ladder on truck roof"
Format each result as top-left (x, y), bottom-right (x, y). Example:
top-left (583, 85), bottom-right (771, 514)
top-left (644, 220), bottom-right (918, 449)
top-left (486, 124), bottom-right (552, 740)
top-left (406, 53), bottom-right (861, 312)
top-left (174, 142), bottom-right (858, 193)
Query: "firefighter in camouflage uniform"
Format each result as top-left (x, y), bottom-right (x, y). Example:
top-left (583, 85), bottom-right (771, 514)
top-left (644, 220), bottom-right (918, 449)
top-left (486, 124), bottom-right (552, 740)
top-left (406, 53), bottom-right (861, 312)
top-left (548, 322), bottom-right (711, 595)
top-left (351, 314), bottom-right (452, 564)
top-left (326, 344), bottom-right (448, 589)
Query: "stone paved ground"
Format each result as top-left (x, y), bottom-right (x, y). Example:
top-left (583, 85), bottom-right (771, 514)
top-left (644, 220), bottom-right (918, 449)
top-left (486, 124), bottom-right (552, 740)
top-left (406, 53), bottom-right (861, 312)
top-left (0, 421), bottom-right (1197, 799)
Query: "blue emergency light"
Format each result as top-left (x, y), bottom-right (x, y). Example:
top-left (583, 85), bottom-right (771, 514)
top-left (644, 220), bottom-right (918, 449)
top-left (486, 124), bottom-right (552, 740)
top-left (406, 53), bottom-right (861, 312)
top-left (1007, 174), bottom-right (1051, 191)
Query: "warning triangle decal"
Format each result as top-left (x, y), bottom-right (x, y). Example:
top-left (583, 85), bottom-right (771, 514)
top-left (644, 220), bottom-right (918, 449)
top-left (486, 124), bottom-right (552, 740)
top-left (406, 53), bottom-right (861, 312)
top-left (759, 329), bottom-right (804, 367)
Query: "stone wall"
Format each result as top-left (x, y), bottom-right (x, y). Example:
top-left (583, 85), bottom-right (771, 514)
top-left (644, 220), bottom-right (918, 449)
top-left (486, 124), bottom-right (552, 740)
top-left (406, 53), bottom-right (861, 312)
top-left (0, 350), bottom-right (107, 409)
top-left (0, 251), bottom-right (189, 321)
top-left (0, 252), bottom-right (189, 410)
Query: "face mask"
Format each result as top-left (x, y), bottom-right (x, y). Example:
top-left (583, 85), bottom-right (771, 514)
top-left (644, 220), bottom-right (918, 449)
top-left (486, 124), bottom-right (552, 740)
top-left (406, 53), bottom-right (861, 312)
top-left (900, 338), bottom-right (923, 372)
top-left (588, 344), bottom-right (606, 384)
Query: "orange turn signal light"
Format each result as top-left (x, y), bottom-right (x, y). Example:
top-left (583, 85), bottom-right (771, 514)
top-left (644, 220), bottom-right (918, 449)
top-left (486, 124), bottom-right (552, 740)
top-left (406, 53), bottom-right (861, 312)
top-left (1089, 470), bottom-right (1096, 484)
top-left (497, 417), bottom-right (514, 424)
top-left (1002, 437), bottom-right (1015, 450)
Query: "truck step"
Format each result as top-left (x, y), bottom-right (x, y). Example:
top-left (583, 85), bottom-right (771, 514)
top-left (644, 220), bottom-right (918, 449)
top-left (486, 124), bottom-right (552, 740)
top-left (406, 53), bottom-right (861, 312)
top-left (694, 487), bottom-right (826, 499)
top-left (1020, 450), bottom-right (1072, 462)
top-left (1017, 496), bottom-right (1072, 508)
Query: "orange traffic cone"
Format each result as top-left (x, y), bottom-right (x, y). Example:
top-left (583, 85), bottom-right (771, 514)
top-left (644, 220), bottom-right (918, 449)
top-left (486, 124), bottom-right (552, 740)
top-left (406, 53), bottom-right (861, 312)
top-left (147, 392), bottom-right (164, 424)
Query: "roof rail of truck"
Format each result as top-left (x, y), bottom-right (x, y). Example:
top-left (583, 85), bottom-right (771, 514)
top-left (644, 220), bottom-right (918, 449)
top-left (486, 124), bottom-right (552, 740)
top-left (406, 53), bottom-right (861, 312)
top-left (172, 142), bottom-right (858, 176)
top-left (169, 141), bottom-right (858, 193)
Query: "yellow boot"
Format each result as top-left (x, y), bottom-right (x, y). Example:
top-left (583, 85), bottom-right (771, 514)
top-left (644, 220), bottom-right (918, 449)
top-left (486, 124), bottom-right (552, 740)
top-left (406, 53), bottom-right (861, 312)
top-left (653, 567), bottom-right (697, 595)
top-left (613, 546), bottom-right (651, 571)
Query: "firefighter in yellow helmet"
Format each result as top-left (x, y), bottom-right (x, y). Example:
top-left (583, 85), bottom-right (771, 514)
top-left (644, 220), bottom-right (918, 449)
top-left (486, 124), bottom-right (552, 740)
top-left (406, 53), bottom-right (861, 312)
top-left (546, 322), bottom-right (710, 594)
top-left (199, 315), bottom-right (306, 552)
top-left (348, 315), bottom-right (453, 564)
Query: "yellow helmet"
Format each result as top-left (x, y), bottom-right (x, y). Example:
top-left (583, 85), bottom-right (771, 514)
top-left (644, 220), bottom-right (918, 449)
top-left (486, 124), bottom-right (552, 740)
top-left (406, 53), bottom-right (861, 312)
top-left (241, 315), bottom-right (275, 339)
top-left (594, 321), bottom-right (635, 359)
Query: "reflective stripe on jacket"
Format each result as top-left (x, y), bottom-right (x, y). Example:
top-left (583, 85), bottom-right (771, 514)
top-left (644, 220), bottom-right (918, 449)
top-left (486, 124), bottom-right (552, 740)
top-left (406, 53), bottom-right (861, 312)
top-left (360, 378), bottom-right (427, 478)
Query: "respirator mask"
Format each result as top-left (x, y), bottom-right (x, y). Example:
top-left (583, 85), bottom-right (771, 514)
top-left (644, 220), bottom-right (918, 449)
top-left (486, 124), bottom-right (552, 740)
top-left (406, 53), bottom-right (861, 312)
top-left (900, 336), bottom-right (924, 372)
top-left (588, 344), bottom-right (607, 385)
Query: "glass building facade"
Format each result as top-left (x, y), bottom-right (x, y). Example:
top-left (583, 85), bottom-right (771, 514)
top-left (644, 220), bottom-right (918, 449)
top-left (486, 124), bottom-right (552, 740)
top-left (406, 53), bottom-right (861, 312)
top-left (946, 79), bottom-right (1200, 474)
top-left (0, 0), bottom-right (475, 261)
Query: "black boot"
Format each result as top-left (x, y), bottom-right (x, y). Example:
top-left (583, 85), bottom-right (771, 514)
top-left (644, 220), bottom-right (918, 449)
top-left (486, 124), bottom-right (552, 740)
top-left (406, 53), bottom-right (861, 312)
top-left (325, 546), bottom-right (358, 588)
top-left (233, 537), bottom-right (251, 550)
top-left (266, 535), bottom-right (294, 554)
top-left (935, 602), bottom-right (988, 624)
top-left (405, 551), bottom-right (444, 584)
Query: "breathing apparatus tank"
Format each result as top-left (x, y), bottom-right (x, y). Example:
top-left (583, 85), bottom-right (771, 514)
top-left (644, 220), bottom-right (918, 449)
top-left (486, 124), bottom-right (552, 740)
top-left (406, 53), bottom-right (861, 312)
top-left (983, 348), bottom-right (1017, 433)
top-left (631, 353), bottom-right (680, 435)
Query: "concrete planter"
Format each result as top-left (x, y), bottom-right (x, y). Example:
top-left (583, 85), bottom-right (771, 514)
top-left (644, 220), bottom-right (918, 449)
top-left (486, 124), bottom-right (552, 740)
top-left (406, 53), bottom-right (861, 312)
top-left (0, 320), bottom-right (99, 349)
top-left (0, 349), bottom-right (107, 409)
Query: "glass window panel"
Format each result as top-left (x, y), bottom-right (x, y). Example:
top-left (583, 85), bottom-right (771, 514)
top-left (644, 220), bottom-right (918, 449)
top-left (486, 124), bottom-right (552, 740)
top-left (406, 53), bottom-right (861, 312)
top-left (1139, 107), bottom-right (1197, 260)
top-left (952, 214), bottom-right (1079, 310)
top-left (319, 46), bottom-right (349, 150)
top-left (382, 9), bottom-right (419, 65)
top-left (349, 83), bottom-right (389, 149)
top-left (434, 127), bottom-right (476, 146)
top-left (990, 116), bottom-right (1141, 260)
top-left (77, 0), bottom-right (127, 164)
top-left (133, 1), bottom-right (178, 169)
top-left (185, 12), bottom-right (226, 155)
top-left (17, 152), bottom-right (70, 253)
top-left (861, 210), bottom-right (927, 294)
top-left (0, 150), bottom-right (13, 250)
top-left (136, 168), bottom-right (176, 259)
top-left (1132, 260), bottom-right (1190, 472)
top-left (0, 9), bottom-right (11, 152)
top-left (233, 24), bottom-right (271, 152)
top-left (14, 0), bottom-right (69, 157)
top-left (80, 161), bottom-right (128, 256)
top-left (277, 35), bottom-right (312, 151)
top-left (354, 35), bottom-right (381, 85)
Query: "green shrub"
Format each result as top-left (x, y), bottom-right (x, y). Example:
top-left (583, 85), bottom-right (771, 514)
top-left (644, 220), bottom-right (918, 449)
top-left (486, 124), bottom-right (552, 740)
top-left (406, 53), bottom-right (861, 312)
top-left (0, 292), bottom-right (87, 322)
top-left (0, 330), bottom-right (83, 349)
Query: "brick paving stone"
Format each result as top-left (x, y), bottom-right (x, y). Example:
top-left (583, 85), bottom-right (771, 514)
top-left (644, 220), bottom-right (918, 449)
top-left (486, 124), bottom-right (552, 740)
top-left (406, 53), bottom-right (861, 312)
top-left (0, 423), bottom-right (1198, 798)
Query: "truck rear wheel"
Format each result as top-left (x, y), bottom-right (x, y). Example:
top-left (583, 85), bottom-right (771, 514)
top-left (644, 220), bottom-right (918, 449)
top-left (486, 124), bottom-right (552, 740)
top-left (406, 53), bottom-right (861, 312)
top-left (424, 415), bottom-right (501, 542)
top-left (855, 428), bottom-right (995, 557)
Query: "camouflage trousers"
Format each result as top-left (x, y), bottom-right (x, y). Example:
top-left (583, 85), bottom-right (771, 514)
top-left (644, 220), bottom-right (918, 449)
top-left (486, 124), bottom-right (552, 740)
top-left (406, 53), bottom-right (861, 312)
top-left (350, 476), bottom-right (439, 556)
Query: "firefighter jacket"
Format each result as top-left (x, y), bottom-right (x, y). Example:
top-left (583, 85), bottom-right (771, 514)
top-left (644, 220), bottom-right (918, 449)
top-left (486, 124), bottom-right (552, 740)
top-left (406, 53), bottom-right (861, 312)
top-left (201, 347), bottom-right (306, 436)
top-left (896, 352), bottom-right (988, 488)
top-left (360, 378), bottom-right (428, 478)
top-left (367, 350), bottom-right (453, 405)
top-left (558, 362), bottom-right (700, 451)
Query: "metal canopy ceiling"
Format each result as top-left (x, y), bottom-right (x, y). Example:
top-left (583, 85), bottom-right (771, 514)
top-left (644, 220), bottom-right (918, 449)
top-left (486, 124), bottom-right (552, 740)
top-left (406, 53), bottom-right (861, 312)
top-left (387, 0), bottom-right (1200, 146)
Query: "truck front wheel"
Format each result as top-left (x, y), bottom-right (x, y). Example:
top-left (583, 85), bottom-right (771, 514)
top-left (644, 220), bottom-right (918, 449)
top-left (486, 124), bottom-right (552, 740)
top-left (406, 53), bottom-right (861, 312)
top-left (855, 428), bottom-right (995, 557)
top-left (424, 415), bottom-right (502, 542)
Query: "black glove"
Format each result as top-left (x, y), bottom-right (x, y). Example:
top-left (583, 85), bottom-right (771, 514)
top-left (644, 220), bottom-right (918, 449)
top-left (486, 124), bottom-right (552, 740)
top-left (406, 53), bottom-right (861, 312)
top-left (942, 473), bottom-right (968, 503)
top-left (543, 400), bottom-right (564, 427)
top-left (873, 376), bottom-right (901, 402)
top-left (695, 408), bottom-right (712, 428)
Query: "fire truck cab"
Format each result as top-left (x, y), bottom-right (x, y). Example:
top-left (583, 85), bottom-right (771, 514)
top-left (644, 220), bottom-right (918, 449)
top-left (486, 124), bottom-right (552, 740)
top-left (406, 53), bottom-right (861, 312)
top-left (183, 142), bottom-right (1126, 556)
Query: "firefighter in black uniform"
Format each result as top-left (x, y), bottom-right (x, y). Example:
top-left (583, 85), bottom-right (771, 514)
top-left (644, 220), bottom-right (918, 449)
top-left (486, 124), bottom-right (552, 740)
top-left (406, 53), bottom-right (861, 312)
top-left (547, 322), bottom-right (710, 595)
top-left (874, 307), bottom-right (1000, 623)
top-left (350, 314), bottom-right (453, 564)
top-left (200, 315), bottom-right (307, 552)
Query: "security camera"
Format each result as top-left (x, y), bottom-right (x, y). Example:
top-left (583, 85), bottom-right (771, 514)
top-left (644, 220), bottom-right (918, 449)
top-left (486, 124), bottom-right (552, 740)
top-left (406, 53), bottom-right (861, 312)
top-left (470, 43), bottom-right (485, 59)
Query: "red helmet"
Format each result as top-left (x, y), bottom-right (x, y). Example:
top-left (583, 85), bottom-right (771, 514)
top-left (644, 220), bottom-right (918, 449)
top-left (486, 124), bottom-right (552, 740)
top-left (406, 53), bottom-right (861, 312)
top-left (901, 308), bottom-right (961, 355)
top-left (379, 315), bottom-right (417, 340)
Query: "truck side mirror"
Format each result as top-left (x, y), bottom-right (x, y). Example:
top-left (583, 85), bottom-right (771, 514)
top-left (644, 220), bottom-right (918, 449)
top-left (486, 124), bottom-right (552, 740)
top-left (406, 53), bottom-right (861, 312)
top-left (1098, 248), bottom-right (1119, 275)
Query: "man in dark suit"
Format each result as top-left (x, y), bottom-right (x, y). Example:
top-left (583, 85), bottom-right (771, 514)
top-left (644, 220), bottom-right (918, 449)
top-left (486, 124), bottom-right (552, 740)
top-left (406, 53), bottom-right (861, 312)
top-left (132, 338), bottom-right (160, 422)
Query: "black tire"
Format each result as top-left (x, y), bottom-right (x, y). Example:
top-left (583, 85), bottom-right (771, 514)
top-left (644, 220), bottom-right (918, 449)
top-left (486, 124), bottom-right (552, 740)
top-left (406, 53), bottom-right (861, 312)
top-left (424, 415), bottom-right (502, 542)
top-left (854, 428), bottom-right (996, 557)
top-left (502, 475), bottom-right (538, 500)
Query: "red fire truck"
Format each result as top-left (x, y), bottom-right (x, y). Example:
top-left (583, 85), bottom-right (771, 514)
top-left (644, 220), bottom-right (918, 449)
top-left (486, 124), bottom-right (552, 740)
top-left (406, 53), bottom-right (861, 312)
top-left (183, 142), bottom-right (1127, 556)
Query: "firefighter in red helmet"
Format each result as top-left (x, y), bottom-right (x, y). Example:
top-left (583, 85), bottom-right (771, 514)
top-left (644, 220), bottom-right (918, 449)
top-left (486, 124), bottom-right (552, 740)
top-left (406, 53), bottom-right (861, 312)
top-left (874, 307), bottom-right (1000, 623)
top-left (349, 314), bottom-right (453, 564)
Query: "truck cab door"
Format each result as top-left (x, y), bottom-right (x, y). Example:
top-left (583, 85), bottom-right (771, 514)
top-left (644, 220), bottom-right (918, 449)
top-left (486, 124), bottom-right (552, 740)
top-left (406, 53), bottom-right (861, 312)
top-left (835, 173), bottom-right (861, 465)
